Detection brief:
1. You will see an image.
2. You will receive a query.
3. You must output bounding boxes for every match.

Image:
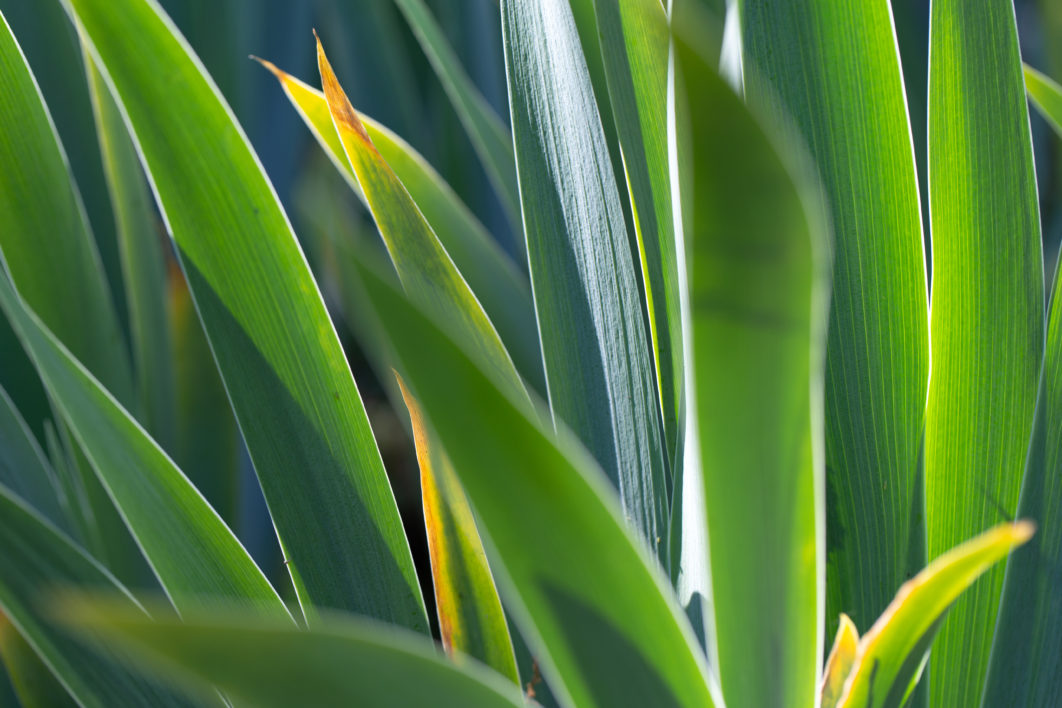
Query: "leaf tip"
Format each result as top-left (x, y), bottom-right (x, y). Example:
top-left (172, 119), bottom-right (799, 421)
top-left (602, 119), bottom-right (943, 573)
top-left (313, 34), bottom-right (374, 147)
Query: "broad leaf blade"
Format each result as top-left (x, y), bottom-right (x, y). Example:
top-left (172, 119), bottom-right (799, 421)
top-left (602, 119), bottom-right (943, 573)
top-left (837, 522), bottom-right (1034, 708)
top-left (84, 50), bottom-right (175, 453)
top-left (0, 275), bottom-right (287, 618)
top-left (502, 0), bottom-right (668, 553)
top-left (925, 2), bottom-right (1043, 703)
top-left (593, 0), bottom-right (682, 470)
top-left (0, 485), bottom-right (198, 707)
top-left (255, 62), bottom-right (545, 395)
top-left (63, 0), bottom-right (427, 628)
top-left (675, 19), bottom-right (829, 707)
top-left (346, 258), bottom-right (720, 708)
top-left (398, 381), bottom-right (519, 685)
top-left (60, 602), bottom-right (526, 708)
top-left (737, 0), bottom-right (929, 639)
top-left (392, 0), bottom-right (521, 232)
top-left (315, 39), bottom-right (525, 396)
top-left (983, 64), bottom-right (1062, 707)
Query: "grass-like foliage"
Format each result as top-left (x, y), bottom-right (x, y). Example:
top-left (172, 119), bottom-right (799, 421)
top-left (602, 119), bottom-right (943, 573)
top-left (0, 0), bottom-right (1060, 706)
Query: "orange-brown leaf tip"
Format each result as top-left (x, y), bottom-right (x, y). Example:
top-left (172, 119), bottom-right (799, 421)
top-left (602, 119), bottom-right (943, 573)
top-left (314, 35), bottom-right (374, 146)
top-left (249, 55), bottom-right (286, 82)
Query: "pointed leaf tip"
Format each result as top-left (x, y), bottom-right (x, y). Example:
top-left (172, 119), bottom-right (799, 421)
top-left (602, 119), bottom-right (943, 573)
top-left (315, 36), bottom-right (373, 145)
top-left (821, 614), bottom-right (859, 708)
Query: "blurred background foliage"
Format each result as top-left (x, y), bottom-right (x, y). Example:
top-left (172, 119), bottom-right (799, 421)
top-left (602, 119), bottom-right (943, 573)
top-left (0, 3), bottom-right (1058, 698)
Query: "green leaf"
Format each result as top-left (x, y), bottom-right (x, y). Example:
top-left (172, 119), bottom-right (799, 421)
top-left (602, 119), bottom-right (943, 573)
top-left (0, 485), bottom-right (198, 707)
top-left (737, 0), bottom-right (930, 639)
top-left (592, 0), bottom-right (682, 470)
top-left (0, 384), bottom-right (69, 533)
top-left (314, 38), bottom-right (526, 397)
top-left (982, 64), bottom-right (1062, 707)
top-left (924, 2), bottom-right (1044, 704)
top-left (344, 255), bottom-right (720, 708)
top-left (0, 7), bottom-right (146, 585)
top-left (1, 619), bottom-right (78, 708)
top-left (391, 0), bottom-right (521, 232)
top-left (1025, 64), bottom-right (1062, 135)
top-left (59, 601), bottom-right (526, 708)
top-left (398, 380), bottom-right (519, 685)
top-left (0, 9), bottom-right (132, 409)
top-left (0, 274), bottom-right (287, 618)
top-left (254, 60), bottom-right (545, 395)
top-left (62, 0), bottom-right (427, 629)
top-left (83, 49), bottom-right (175, 453)
top-left (674, 15), bottom-right (829, 707)
top-left (836, 522), bottom-right (1034, 708)
top-left (501, 0), bottom-right (667, 553)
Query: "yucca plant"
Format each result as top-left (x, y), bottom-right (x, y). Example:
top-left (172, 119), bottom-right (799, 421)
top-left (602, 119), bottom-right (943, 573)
top-left (0, 0), bottom-right (1059, 706)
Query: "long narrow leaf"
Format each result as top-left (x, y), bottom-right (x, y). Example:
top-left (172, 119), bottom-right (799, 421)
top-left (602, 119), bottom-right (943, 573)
top-left (0, 384), bottom-right (68, 533)
top-left (925, 2), bottom-right (1044, 703)
top-left (502, 0), bottom-right (667, 553)
top-left (315, 38), bottom-right (525, 395)
top-left (674, 16), bottom-right (830, 706)
top-left (0, 274), bottom-right (287, 618)
top-left (83, 50), bottom-right (175, 452)
top-left (738, 0), bottom-right (929, 639)
top-left (398, 381), bottom-right (519, 685)
top-left (254, 61), bottom-right (545, 394)
top-left (0, 10), bottom-right (131, 408)
top-left (345, 256), bottom-right (720, 708)
top-left (982, 63), bottom-right (1062, 707)
top-left (0, 485), bottom-right (198, 707)
top-left (593, 0), bottom-right (682, 470)
top-left (392, 0), bottom-right (521, 231)
top-left (60, 602), bottom-right (526, 708)
top-left (62, 0), bottom-right (427, 629)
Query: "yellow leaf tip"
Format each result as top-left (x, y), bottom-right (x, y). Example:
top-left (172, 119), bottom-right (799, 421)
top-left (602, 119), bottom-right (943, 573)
top-left (1012, 519), bottom-right (1036, 544)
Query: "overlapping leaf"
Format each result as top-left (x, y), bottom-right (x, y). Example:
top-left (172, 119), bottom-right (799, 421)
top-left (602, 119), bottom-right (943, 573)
top-left (674, 14), bottom-right (829, 706)
top-left (345, 256), bottom-right (720, 708)
top-left (502, 0), bottom-right (667, 554)
top-left (737, 0), bottom-right (929, 639)
top-left (983, 64), bottom-right (1062, 707)
top-left (925, 2), bottom-right (1044, 703)
top-left (62, 0), bottom-right (426, 628)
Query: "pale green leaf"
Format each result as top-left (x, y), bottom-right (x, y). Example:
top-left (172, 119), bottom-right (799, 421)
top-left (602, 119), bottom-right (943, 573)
top-left (925, 2), bottom-right (1044, 703)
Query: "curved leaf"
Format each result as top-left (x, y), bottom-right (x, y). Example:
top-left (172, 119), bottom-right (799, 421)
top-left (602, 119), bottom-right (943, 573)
top-left (315, 38), bottom-right (525, 396)
top-left (501, 0), bottom-right (667, 553)
top-left (0, 485), bottom-right (198, 707)
top-left (821, 614), bottom-right (858, 708)
top-left (345, 256), bottom-right (720, 708)
top-left (925, 2), bottom-right (1044, 703)
top-left (398, 380), bottom-right (519, 685)
top-left (837, 522), bottom-right (1034, 708)
top-left (61, 0), bottom-right (427, 628)
top-left (674, 15), bottom-right (830, 706)
top-left (0, 384), bottom-right (68, 533)
top-left (84, 50), bottom-right (175, 452)
top-left (59, 601), bottom-right (526, 708)
top-left (0, 274), bottom-right (287, 618)
top-left (254, 60), bottom-right (545, 394)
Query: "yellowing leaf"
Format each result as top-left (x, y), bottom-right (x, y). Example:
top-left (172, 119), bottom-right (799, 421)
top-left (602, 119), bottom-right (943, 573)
top-left (821, 614), bottom-right (858, 708)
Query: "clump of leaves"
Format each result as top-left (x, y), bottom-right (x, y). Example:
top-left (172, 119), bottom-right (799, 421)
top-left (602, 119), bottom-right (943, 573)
top-left (0, 0), bottom-right (1060, 706)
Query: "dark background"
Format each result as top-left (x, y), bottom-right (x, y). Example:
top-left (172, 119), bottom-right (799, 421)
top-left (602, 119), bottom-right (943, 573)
top-left (0, 0), bottom-right (1058, 660)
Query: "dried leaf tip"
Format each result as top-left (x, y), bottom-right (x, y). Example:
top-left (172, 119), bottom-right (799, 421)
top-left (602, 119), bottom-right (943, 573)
top-left (313, 33), bottom-right (373, 145)
top-left (249, 55), bottom-right (286, 82)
